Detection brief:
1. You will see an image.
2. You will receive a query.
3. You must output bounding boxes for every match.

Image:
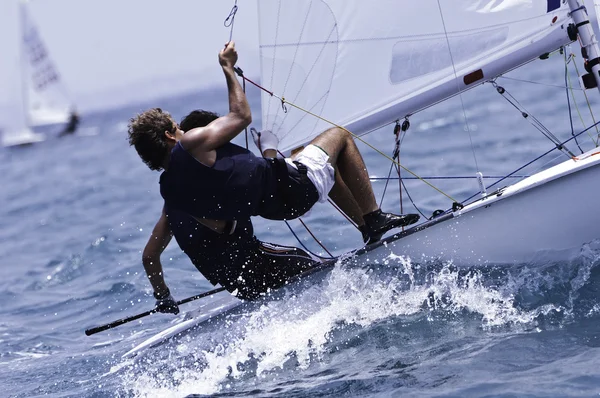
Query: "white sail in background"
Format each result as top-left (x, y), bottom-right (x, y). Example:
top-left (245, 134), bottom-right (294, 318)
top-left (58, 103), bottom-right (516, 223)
top-left (20, 0), bottom-right (72, 127)
top-left (257, 0), bottom-right (573, 153)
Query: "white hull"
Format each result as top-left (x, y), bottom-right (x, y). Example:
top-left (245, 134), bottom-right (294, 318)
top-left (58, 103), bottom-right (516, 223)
top-left (1, 127), bottom-right (45, 147)
top-left (365, 149), bottom-right (600, 265)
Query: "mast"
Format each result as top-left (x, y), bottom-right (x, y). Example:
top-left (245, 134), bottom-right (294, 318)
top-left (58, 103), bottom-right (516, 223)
top-left (568, 0), bottom-right (600, 94)
top-left (19, 0), bottom-right (31, 128)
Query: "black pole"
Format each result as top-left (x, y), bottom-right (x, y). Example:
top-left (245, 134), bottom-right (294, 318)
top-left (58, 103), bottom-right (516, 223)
top-left (85, 286), bottom-right (227, 336)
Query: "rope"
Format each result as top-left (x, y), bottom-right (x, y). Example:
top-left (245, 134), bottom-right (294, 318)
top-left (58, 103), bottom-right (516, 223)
top-left (400, 178), bottom-right (430, 220)
top-left (298, 218), bottom-right (334, 258)
top-left (379, 122), bottom-right (400, 209)
top-left (283, 220), bottom-right (333, 260)
top-left (234, 69), bottom-right (457, 203)
top-left (223, 0), bottom-right (247, 149)
top-left (224, 0), bottom-right (238, 43)
top-left (327, 198), bottom-right (359, 228)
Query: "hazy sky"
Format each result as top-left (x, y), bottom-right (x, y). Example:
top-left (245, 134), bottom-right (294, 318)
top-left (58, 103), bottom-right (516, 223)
top-left (0, 0), bottom-right (261, 124)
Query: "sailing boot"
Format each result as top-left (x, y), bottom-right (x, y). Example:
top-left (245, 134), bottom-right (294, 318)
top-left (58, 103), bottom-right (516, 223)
top-left (361, 209), bottom-right (420, 244)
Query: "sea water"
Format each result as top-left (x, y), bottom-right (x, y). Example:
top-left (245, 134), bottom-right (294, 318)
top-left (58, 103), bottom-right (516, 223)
top-left (1, 55), bottom-right (600, 397)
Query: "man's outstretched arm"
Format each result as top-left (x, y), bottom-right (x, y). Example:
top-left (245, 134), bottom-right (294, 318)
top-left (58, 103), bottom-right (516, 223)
top-left (181, 41), bottom-right (252, 152)
top-left (142, 207), bottom-right (179, 314)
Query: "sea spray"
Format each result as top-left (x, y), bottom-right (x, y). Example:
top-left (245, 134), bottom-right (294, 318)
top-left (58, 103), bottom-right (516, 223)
top-left (122, 254), bottom-right (574, 397)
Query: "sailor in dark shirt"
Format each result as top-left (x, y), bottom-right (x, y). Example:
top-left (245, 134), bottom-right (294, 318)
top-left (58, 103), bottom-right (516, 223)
top-left (128, 42), bottom-right (418, 247)
top-left (138, 109), bottom-right (317, 314)
top-left (58, 109), bottom-right (80, 137)
top-left (129, 42), bottom-right (419, 312)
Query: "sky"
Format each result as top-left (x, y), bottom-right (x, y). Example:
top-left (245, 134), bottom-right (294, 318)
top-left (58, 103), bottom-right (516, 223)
top-left (0, 0), bottom-right (261, 127)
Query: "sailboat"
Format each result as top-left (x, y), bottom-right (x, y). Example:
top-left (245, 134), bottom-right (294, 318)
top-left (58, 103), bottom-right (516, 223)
top-left (2, 0), bottom-right (76, 147)
top-left (118, 0), bottom-right (600, 355)
top-left (254, 0), bottom-right (600, 265)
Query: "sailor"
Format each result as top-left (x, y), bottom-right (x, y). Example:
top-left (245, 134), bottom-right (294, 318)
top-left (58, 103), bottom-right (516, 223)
top-left (128, 41), bottom-right (419, 251)
top-left (58, 108), bottom-right (80, 137)
top-left (141, 110), bottom-right (318, 314)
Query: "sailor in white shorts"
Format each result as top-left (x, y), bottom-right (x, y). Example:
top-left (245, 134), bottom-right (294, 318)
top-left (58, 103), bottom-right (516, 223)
top-left (253, 127), bottom-right (420, 243)
top-left (286, 144), bottom-right (335, 203)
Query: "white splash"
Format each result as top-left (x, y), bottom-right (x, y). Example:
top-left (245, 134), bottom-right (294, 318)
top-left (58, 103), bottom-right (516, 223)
top-left (124, 254), bottom-right (555, 397)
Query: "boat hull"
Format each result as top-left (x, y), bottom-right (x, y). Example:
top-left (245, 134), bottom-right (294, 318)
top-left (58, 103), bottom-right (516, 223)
top-left (362, 150), bottom-right (600, 265)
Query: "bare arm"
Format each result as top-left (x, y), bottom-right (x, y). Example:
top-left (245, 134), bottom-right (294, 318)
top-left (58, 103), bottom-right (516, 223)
top-left (142, 207), bottom-right (173, 296)
top-left (181, 42), bottom-right (252, 153)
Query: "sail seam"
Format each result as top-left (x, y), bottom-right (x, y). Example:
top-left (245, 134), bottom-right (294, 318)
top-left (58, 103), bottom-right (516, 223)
top-left (259, 14), bottom-right (562, 48)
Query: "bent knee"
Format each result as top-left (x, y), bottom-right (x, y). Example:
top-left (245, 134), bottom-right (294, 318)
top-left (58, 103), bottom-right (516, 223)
top-left (319, 127), bottom-right (352, 144)
top-left (323, 126), bottom-right (348, 137)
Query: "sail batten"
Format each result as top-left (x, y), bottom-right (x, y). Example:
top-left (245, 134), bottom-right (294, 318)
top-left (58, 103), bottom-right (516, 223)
top-left (257, 0), bottom-right (576, 153)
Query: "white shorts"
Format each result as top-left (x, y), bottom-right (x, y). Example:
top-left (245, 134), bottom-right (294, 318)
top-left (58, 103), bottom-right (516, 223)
top-left (285, 145), bottom-right (335, 203)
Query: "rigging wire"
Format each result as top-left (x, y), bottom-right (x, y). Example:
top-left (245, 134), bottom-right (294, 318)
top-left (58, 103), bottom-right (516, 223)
top-left (491, 80), bottom-right (577, 158)
top-left (565, 52), bottom-right (592, 140)
top-left (233, 70), bottom-right (458, 203)
top-left (224, 0), bottom-right (238, 43)
top-left (460, 120), bottom-right (600, 205)
top-left (564, 51), bottom-right (584, 154)
top-left (497, 76), bottom-right (583, 90)
top-left (371, 175), bottom-right (529, 181)
top-left (435, 0), bottom-right (481, 175)
top-left (566, 48), bottom-right (600, 146)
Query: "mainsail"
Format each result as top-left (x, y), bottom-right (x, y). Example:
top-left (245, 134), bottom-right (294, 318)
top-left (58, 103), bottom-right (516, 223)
top-left (20, 0), bottom-right (72, 128)
top-left (257, 0), bottom-right (573, 153)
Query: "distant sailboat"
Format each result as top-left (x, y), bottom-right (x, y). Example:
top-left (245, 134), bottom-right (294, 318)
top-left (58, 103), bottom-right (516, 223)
top-left (2, 0), bottom-right (77, 147)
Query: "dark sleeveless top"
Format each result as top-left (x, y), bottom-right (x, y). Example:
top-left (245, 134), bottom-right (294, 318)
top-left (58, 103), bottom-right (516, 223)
top-left (160, 141), bottom-right (319, 221)
top-left (160, 142), bottom-right (278, 219)
top-left (164, 204), bottom-right (256, 286)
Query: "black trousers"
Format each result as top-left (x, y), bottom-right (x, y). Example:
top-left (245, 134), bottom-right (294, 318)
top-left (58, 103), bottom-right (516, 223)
top-left (222, 240), bottom-right (318, 300)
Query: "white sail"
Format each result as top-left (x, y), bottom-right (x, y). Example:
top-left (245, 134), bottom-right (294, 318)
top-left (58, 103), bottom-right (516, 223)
top-left (257, 0), bottom-right (573, 153)
top-left (20, 0), bottom-right (72, 127)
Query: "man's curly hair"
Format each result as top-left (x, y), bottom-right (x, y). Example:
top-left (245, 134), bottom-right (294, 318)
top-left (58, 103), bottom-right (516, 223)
top-left (128, 108), bottom-right (174, 171)
top-left (180, 110), bottom-right (220, 132)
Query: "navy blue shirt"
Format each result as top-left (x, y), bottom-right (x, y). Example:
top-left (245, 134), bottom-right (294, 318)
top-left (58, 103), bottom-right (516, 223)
top-left (160, 142), bottom-right (278, 219)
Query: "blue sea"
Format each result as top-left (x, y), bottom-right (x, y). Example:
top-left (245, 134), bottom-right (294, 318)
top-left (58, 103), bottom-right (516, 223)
top-left (2, 53), bottom-right (600, 397)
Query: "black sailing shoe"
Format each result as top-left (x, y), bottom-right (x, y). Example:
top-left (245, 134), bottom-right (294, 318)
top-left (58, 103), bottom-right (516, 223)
top-left (361, 209), bottom-right (420, 244)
